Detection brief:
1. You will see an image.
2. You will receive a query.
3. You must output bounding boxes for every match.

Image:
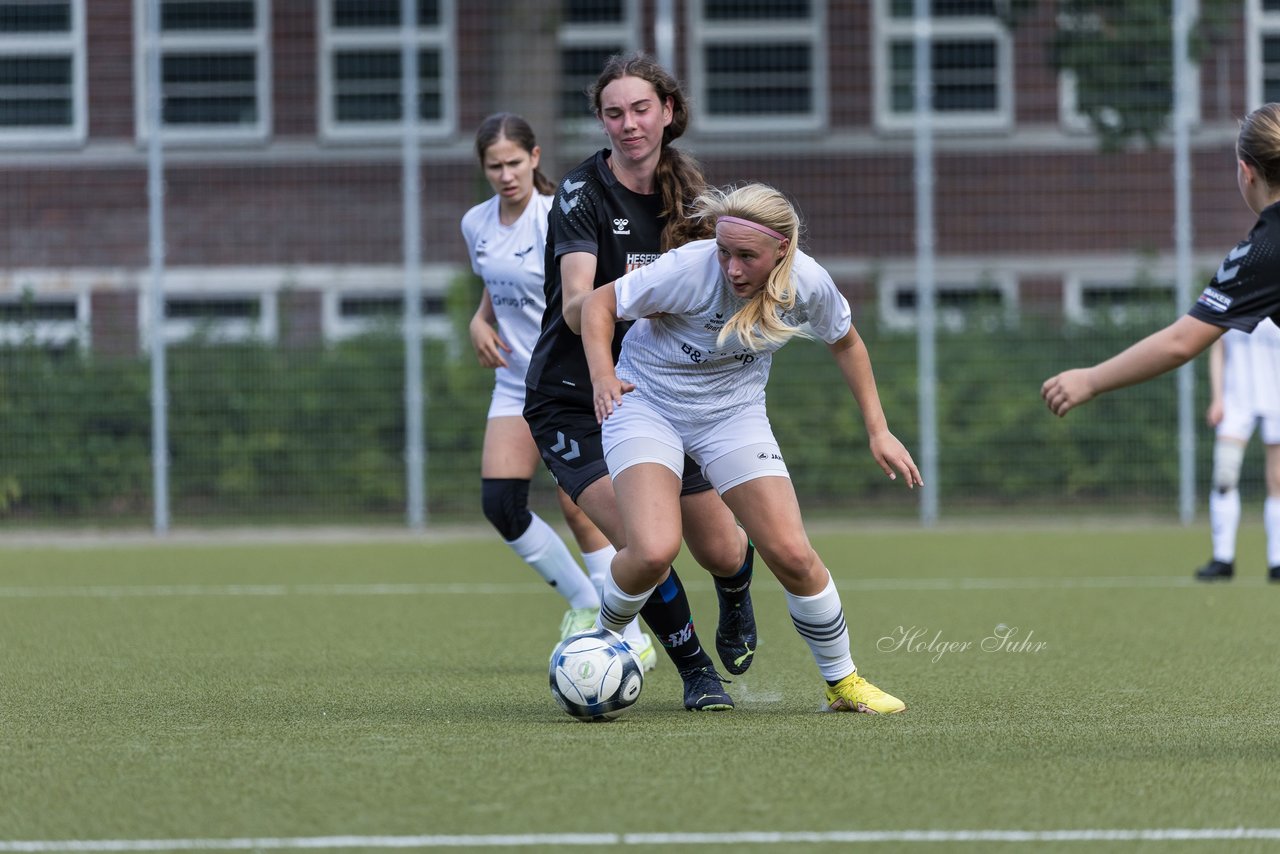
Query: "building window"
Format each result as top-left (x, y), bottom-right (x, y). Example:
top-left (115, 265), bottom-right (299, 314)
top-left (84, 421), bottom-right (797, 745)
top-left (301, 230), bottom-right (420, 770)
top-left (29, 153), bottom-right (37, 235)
top-left (153, 292), bottom-right (277, 345)
top-left (0, 0), bottom-right (85, 147)
top-left (133, 0), bottom-right (271, 143)
top-left (558, 0), bottom-right (639, 125)
top-left (873, 0), bottom-right (1012, 132)
top-left (0, 292), bottom-right (87, 349)
top-left (879, 274), bottom-right (1018, 332)
top-left (1059, 1), bottom-right (1200, 137)
top-left (689, 0), bottom-right (825, 131)
top-left (1063, 277), bottom-right (1175, 326)
top-left (324, 290), bottom-right (451, 342)
top-left (319, 0), bottom-right (455, 141)
top-left (1249, 0), bottom-right (1280, 108)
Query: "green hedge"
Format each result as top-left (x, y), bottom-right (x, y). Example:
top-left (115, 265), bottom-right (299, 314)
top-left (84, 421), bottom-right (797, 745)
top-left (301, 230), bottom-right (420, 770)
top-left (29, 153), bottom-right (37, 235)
top-left (0, 316), bottom-right (1217, 524)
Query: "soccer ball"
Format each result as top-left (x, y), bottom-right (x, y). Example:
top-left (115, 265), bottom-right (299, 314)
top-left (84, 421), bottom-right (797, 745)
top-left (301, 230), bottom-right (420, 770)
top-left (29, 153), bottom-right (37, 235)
top-left (549, 628), bottom-right (643, 722)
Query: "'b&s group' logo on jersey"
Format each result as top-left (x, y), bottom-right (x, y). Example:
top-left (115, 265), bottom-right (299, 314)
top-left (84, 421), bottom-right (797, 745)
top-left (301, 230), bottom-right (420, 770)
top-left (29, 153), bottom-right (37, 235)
top-left (612, 218), bottom-right (630, 235)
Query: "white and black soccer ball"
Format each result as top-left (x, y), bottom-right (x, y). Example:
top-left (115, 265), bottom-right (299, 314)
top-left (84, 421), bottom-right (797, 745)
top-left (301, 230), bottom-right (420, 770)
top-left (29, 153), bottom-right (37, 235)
top-left (549, 628), bottom-right (643, 722)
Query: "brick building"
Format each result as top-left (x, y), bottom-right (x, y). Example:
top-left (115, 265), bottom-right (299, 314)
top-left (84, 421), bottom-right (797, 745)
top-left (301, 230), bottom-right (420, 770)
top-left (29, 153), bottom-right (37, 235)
top-left (1, 1), bottom-right (1274, 354)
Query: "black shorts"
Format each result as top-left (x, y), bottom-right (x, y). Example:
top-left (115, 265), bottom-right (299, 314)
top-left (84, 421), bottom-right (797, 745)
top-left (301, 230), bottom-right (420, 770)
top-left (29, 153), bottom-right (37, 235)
top-left (523, 388), bottom-right (712, 503)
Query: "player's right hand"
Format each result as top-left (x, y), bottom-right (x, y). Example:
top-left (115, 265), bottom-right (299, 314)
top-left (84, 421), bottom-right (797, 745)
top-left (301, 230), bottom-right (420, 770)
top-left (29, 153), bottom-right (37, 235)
top-left (1206, 399), bottom-right (1224, 428)
top-left (591, 374), bottom-right (635, 424)
top-left (1041, 368), bottom-right (1095, 417)
top-left (469, 317), bottom-right (510, 369)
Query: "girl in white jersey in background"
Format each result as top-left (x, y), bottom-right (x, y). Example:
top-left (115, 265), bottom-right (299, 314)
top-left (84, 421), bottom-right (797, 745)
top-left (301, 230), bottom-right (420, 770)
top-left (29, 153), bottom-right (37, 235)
top-left (1195, 320), bottom-right (1280, 581)
top-left (461, 113), bottom-right (655, 663)
top-left (581, 183), bottom-right (920, 713)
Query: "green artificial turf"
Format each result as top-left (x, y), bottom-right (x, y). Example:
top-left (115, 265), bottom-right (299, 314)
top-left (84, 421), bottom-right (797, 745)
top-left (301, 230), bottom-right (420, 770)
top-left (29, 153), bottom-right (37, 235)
top-left (1, 525), bottom-right (1278, 853)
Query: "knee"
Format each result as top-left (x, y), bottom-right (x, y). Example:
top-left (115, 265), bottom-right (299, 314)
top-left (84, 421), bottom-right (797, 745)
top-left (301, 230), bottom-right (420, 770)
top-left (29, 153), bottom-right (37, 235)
top-left (687, 528), bottom-right (748, 577)
top-left (625, 537), bottom-right (682, 579)
top-left (1212, 441), bottom-right (1245, 493)
top-left (481, 478), bottom-right (532, 541)
top-left (761, 539), bottom-right (819, 586)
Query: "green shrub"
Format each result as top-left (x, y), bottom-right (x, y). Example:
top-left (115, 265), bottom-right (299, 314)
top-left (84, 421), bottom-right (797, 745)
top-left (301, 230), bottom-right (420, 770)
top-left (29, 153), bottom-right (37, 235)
top-left (0, 316), bottom-right (1215, 524)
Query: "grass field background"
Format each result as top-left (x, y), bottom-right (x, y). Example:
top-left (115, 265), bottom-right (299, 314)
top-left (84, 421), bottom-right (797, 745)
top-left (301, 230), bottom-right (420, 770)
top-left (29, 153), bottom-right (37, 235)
top-left (1, 523), bottom-right (1278, 853)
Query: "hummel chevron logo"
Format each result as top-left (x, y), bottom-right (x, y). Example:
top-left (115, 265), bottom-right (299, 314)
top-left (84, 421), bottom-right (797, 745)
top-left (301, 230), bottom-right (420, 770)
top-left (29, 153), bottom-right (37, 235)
top-left (1216, 242), bottom-right (1251, 284)
top-left (550, 431), bottom-right (580, 461)
top-left (560, 178), bottom-right (585, 215)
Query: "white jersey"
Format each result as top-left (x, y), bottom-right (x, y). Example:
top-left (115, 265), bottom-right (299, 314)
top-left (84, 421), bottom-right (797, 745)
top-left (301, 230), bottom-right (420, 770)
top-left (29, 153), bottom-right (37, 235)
top-left (460, 193), bottom-right (553, 395)
top-left (613, 239), bottom-right (852, 420)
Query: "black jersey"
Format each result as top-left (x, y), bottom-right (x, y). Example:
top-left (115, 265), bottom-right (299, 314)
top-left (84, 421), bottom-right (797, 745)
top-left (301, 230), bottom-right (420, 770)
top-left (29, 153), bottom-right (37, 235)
top-left (525, 149), bottom-right (665, 406)
top-left (1189, 201), bottom-right (1280, 331)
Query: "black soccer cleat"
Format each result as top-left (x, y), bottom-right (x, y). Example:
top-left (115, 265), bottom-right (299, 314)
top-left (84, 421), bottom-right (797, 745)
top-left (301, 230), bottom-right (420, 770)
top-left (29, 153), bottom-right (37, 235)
top-left (715, 591), bottom-right (758, 675)
top-left (714, 541), bottom-right (758, 675)
top-left (679, 664), bottom-right (734, 711)
top-left (1269, 566), bottom-right (1280, 583)
top-left (1194, 559), bottom-right (1234, 581)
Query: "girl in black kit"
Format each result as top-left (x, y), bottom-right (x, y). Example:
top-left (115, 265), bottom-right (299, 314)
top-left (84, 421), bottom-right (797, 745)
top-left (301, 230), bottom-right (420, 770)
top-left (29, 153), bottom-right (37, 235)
top-left (1045, 103), bottom-right (1280, 581)
top-left (525, 54), bottom-right (757, 709)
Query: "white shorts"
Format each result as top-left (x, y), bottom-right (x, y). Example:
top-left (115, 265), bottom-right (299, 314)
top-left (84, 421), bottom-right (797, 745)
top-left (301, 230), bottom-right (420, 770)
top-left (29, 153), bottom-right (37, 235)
top-left (601, 397), bottom-right (789, 494)
top-left (1220, 328), bottom-right (1280, 443)
top-left (487, 369), bottom-right (527, 420)
top-left (1218, 410), bottom-right (1280, 445)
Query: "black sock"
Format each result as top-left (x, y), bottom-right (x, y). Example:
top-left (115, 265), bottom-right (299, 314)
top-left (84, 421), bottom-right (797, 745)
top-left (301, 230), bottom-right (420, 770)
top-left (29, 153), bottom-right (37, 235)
top-left (713, 541), bottom-right (754, 608)
top-left (640, 566), bottom-right (713, 672)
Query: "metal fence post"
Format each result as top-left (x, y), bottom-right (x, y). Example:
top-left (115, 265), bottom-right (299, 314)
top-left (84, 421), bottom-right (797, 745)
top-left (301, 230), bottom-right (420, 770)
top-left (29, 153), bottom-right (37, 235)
top-left (145, 0), bottom-right (169, 535)
top-left (403, 0), bottom-right (426, 530)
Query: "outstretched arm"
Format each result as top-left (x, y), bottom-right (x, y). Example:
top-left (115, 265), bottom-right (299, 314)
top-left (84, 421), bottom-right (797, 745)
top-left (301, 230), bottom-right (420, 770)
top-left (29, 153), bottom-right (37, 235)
top-left (828, 326), bottom-right (923, 488)
top-left (581, 284), bottom-right (635, 423)
top-left (1042, 314), bottom-right (1225, 417)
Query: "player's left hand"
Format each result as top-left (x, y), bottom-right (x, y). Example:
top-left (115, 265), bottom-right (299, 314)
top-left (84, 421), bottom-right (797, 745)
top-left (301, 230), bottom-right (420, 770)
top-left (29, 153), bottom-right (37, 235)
top-left (868, 431), bottom-right (923, 488)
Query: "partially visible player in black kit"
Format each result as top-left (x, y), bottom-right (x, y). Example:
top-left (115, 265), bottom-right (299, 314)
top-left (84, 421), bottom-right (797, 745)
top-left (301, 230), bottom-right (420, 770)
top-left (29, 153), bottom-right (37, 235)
top-left (524, 53), bottom-right (758, 709)
top-left (1046, 101), bottom-right (1280, 584)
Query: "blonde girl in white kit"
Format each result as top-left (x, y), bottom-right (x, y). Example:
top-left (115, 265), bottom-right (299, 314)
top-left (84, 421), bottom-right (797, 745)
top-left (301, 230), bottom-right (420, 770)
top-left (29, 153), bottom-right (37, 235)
top-left (461, 112), bottom-right (653, 661)
top-left (580, 183), bottom-right (920, 713)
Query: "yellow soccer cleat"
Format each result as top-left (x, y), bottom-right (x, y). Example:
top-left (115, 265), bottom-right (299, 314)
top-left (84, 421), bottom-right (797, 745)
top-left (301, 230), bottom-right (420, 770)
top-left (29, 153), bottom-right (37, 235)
top-left (558, 607), bottom-right (598, 641)
top-left (823, 672), bottom-right (907, 715)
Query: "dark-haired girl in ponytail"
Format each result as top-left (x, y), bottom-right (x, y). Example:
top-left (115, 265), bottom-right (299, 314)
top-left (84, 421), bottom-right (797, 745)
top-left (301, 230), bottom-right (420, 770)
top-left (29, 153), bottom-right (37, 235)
top-left (523, 55), bottom-right (759, 711)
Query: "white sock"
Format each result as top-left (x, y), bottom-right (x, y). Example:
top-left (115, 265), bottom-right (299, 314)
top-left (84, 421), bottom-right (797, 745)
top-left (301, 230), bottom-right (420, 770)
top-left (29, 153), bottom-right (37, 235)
top-left (580, 544), bottom-right (616, 598)
top-left (581, 544), bottom-right (643, 643)
top-left (1265, 497), bottom-right (1280, 568)
top-left (507, 513), bottom-right (599, 609)
top-left (1210, 489), bottom-right (1241, 563)
top-left (784, 574), bottom-right (855, 682)
top-left (597, 568), bottom-right (654, 636)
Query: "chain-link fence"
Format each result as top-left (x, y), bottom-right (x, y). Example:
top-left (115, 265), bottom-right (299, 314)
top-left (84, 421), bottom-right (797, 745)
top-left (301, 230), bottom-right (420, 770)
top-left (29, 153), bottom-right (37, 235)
top-left (0, 1), bottom-right (1267, 530)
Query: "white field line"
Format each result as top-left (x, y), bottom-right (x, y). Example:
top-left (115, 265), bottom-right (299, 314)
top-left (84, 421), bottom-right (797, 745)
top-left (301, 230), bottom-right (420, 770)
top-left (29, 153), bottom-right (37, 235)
top-left (2, 828), bottom-right (1280, 851)
top-left (0, 575), bottom-right (1262, 599)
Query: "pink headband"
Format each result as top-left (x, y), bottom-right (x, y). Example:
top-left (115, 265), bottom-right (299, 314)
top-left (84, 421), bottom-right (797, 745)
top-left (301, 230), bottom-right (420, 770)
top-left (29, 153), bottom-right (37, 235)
top-left (716, 215), bottom-right (787, 242)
